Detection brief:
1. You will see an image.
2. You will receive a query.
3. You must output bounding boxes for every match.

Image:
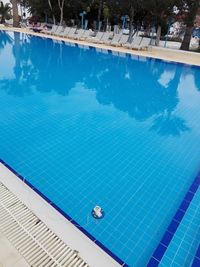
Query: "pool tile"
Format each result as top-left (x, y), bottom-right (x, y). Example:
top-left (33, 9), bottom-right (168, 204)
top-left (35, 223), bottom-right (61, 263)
top-left (153, 244), bottom-right (167, 261)
top-left (160, 231), bottom-right (174, 247)
top-left (189, 183), bottom-right (199, 194)
top-left (167, 220), bottom-right (180, 234)
top-left (146, 257), bottom-right (160, 267)
top-left (179, 200), bottom-right (190, 211)
top-left (174, 209), bottom-right (185, 222)
top-left (192, 257), bottom-right (200, 267)
top-left (196, 246), bottom-right (200, 259)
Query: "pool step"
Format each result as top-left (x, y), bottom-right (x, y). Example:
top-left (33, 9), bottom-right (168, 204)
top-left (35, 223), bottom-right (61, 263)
top-left (0, 183), bottom-right (89, 267)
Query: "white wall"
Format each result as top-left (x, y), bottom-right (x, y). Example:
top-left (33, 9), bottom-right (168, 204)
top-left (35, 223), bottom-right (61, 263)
top-left (1, 0), bottom-right (30, 18)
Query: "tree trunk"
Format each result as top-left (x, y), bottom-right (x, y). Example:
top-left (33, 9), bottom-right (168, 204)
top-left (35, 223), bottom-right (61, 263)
top-left (11, 0), bottom-right (19, 27)
top-left (128, 6), bottom-right (134, 42)
top-left (52, 15), bottom-right (56, 25)
top-left (97, 0), bottom-right (103, 31)
top-left (58, 0), bottom-right (65, 26)
top-left (155, 25), bottom-right (161, 46)
top-left (48, 0), bottom-right (56, 24)
top-left (60, 7), bottom-right (63, 25)
top-left (180, 26), bottom-right (193, 51)
top-left (180, 0), bottom-right (199, 51)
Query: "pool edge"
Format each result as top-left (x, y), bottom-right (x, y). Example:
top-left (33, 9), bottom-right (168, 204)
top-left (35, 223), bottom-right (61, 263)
top-left (0, 159), bottom-right (127, 267)
top-left (147, 170), bottom-right (200, 267)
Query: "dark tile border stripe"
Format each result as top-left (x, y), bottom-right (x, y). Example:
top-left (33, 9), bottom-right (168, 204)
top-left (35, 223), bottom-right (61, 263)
top-left (0, 158), bottom-right (128, 267)
top-left (191, 244), bottom-right (200, 267)
top-left (147, 171), bottom-right (200, 267)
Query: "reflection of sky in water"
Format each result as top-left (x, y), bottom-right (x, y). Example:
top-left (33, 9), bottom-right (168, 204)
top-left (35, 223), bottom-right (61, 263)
top-left (158, 69), bottom-right (176, 88)
top-left (0, 31), bottom-right (200, 267)
top-left (0, 45), bottom-right (15, 79)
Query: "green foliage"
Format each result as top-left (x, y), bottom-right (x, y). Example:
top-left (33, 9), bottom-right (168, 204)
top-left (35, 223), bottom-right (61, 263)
top-left (24, 0), bottom-right (199, 38)
top-left (0, 1), bottom-right (11, 23)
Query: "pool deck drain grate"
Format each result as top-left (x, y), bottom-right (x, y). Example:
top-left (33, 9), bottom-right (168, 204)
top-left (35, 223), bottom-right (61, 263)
top-left (0, 182), bottom-right (89, 267)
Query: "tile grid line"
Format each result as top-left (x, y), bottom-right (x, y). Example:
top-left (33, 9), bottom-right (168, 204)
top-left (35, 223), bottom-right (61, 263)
top-left (147, 170), bottom-right (200, 267)
top-left (0, 158), bottom-right (128, 267)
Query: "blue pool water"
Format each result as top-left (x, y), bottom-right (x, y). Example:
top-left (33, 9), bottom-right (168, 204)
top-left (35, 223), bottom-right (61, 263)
top-left (0, 31), bottom-right (200, 266)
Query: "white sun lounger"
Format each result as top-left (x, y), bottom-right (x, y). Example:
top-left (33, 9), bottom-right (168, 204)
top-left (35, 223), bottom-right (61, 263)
top-left (73, 29), bottom-right (85, 40)
top-left (56, 26), bottom-right (67, 37)
top-left (66, 28), bottom-right (77, 39)
top-left (118, 34), bottom-right (129, 46)
top-left (138, 37), bottom-right (151, 50)
top-left (110, 33), bottom-right (122, 46)
top-left (61, 27), bottom-right (71, 37)
top-left (79, 30), bottom-right (93, 41)
top-left (54, 26), bottom-right (64, 36)
top-left (87, 31), bottom-right (104, 43)
top-left (132, 37), bottom-right (151, 50)
top-left (123, 36), bottom-right (142, 49)
top-left (55, 26), bottom-right (65, 36)
top-left (99, 32), bottom-right (113, 44)
top-left (48, 25), bottom-right (58, 35)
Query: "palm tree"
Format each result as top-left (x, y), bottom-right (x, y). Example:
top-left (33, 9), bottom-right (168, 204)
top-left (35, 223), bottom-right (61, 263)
top-left (180, 0), bottom-right (200, 51)
top-left (11, 0), bottom-right (20, 27)
top-left (0, 1), bottom-right (11, 23)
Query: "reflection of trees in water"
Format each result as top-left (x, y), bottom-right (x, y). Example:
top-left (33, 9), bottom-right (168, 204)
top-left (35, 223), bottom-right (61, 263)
top-left (151, 113), bottom-right (190, 136)
top-left (82, 53), bottom-right (191, 136)
top-left (0, 32), bottom-right (37, 96)
top-left (150, 64), bottom-right (190, 136)
top-left (193, 67), bottom-right (200, 92)
top-left (0, 30), bottom-right (12, 50)
top-left (0, 31), bottom-right (197, 137)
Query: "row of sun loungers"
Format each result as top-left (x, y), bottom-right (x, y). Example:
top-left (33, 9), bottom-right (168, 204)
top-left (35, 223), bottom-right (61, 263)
top-left (41, 25), bottom-right (152, 50)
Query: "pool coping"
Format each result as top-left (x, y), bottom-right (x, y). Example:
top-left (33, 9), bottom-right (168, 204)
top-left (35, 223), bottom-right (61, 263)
top-left (0, 159), bottom-right (124, 267)
top-left (0, 26), bottom-right (200, 67)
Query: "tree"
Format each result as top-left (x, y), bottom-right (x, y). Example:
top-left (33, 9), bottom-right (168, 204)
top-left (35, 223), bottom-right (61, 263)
top-left (180, 0), bottom-right (200, 50)
top-left (48, 0), bottom-right (56, 24)
top-left (0, 1), bottom-right (11, 23)
top-left (11, 0), bottom-right (20, 27)
top-left (118, 0), bottom-right (144, 40)
top-left (97, 0), bottom-right (103, 30)
top-left (143, 0), bottom-right (180, 46)
top-left (102, 3), bottom-right (110, 30)
top-left (58, 0), bottom-right (65, 25)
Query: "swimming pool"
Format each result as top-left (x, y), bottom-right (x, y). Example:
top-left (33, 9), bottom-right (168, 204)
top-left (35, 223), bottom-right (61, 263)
top-left (0, 30), bottom-right (200, 266)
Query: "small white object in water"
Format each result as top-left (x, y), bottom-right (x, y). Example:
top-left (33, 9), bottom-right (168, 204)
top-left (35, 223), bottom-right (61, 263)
top-left (92, 205), bottom-right (104, 219)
